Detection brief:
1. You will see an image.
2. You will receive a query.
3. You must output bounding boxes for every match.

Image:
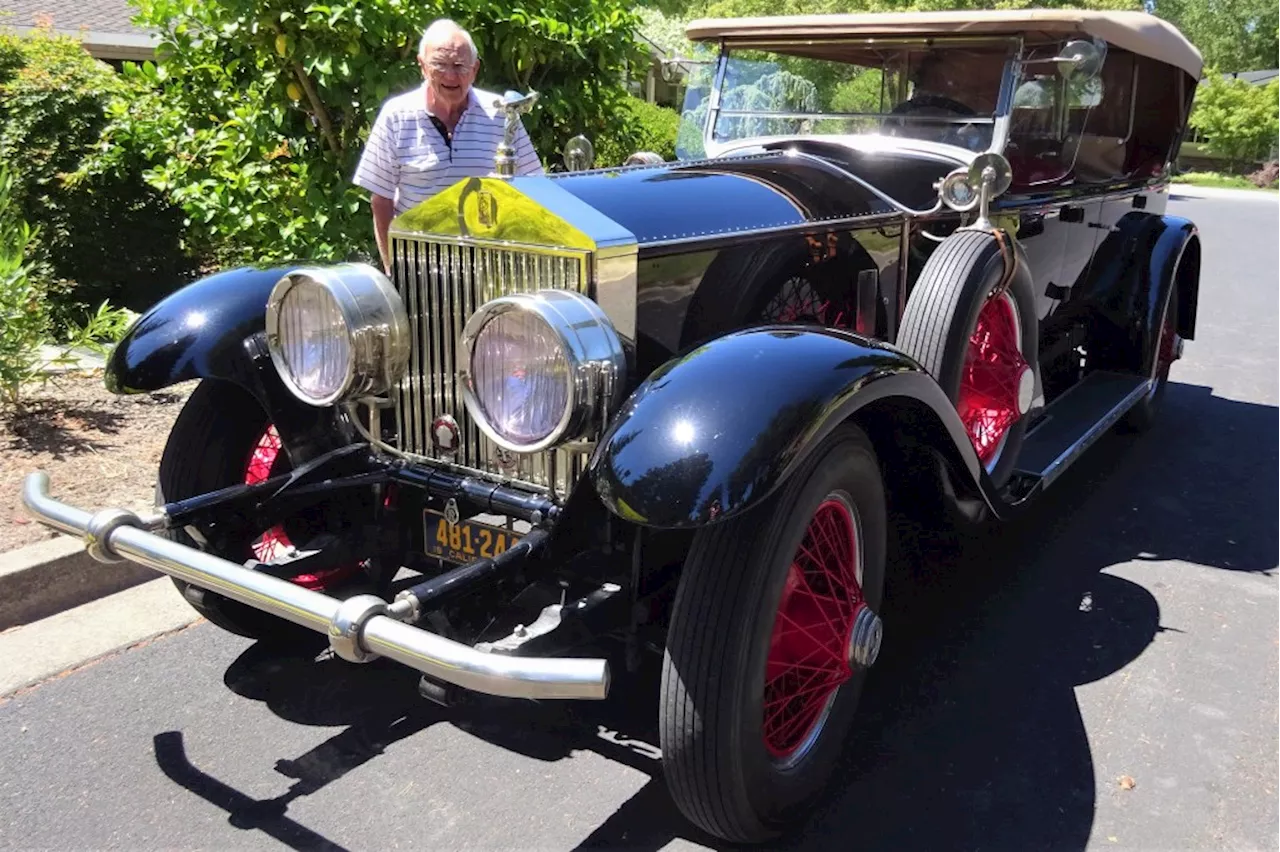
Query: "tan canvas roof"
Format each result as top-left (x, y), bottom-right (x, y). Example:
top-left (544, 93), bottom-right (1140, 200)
top-left (685, 10), bottom-right (1203, 78)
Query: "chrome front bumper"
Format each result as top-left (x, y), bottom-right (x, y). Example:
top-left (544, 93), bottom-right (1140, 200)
top-left (20, 472), bottom-right (610, 701)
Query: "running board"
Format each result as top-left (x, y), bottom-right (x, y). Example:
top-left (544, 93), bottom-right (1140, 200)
top-left (1013, 371), bottom-right (1151, 489)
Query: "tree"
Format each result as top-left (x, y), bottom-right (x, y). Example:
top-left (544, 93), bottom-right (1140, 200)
top-left (82, 0), bottom-right (647, 266)
top-left (1151, 0), bottom-right (1278, 74)
top-left (1189, 74), bottom-right (1279, 168)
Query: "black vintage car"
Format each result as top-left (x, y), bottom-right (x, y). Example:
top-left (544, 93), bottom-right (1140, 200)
top-left (23, 9), bottom-right (1203, 844)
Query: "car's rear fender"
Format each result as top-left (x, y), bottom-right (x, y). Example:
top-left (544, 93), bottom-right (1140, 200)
top-left (588, 326), bottom-right (1006, 530)
top-left (105, 264), bottom-right (351, 457)
top-left (1083, 213), bottom-right (1199, 372)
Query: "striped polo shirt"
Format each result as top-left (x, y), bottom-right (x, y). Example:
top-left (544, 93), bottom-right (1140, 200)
top-left (353, 85), bottom-right (544, 214)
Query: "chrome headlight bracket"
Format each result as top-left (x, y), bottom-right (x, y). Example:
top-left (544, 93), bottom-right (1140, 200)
top-left (459, 290), bottom-right (627, 453)
top-left (265, 263), bottom-right (410, 407)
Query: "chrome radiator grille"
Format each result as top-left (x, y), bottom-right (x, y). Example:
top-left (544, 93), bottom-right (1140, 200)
top-left (389, 235), bottom-right (592, 497)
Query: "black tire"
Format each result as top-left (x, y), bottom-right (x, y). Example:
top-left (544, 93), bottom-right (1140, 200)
top-left (157, 380), bottom-right (361, 642)
top-left (896, 229), bottom-right (1039, 488)
top-left (660, 422), bottom-right (887, 843)
top-left (1122, 281), bottom-right (1178, 432)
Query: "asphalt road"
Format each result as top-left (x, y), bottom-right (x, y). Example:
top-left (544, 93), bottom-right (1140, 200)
top-left (1, 188), bottom-right (1276, 852)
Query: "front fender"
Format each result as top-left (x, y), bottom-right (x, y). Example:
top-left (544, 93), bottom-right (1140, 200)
top-left (105, 264), bottom-right (294, 396)
top-left (105, 263), bottom-right (350, 457)
top-left (588, 326), bottom-right (994, 529)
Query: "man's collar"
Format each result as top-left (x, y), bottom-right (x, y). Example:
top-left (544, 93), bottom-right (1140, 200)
top-left (423, 84), bottom-right (481, 118)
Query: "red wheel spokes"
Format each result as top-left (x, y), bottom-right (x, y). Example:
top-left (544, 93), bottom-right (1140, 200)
top-left (958, 293), bottom-right (1028, 465)
top-left (763, 498), bottom-right (866, 760)
top-left (244, 425), bottom-right (361, 590)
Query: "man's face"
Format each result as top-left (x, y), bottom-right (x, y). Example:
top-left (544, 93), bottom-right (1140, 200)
top-left (418, 34), bottom-right (478, 113)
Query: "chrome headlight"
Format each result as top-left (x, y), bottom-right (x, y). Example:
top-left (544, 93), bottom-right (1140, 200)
top-left (265, 263), bottom-right (409, 406)
top-left (460, 290), bottom-right (626, 453)
top-left (938, 168), bottom-right (980, 212)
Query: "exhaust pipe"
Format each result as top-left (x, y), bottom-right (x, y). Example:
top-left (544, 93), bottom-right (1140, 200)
top-left (20, 472), bottom-right (609, 701)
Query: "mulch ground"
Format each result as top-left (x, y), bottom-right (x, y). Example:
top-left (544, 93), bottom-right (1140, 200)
top-left (0, 371), bottom-right (194, 553)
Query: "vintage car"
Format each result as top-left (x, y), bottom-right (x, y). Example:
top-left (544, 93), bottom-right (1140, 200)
top-left (22, 9), bottom-right (1203, 844)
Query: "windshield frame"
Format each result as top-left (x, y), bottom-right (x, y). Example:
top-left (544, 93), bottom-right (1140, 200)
top-left (682, 34), bottom-right (1027, 159)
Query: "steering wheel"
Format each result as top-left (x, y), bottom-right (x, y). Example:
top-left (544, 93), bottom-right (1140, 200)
top-left (885, 94), bottom-right (981, 149)
top-left (889, 93), bottom-right (976, 118)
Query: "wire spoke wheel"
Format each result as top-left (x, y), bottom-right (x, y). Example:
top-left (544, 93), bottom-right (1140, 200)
top-left (763, 493), bottom-right (865, 767)
top-left (242, 424), bottom-right (362, 590)
top-left (760, 275), bottom-right (855, 329)
top-left (957, 291), bottom-right (1031, 470)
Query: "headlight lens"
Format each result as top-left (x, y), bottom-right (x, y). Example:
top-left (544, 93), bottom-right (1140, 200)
top-left (461, 290), bottom-right (626, 453)
top-left (265, 263), bottom-right (409, 407)
top-left (273, 278), bottom-right (352, 402)
top-left (471, 309), bottom-right (572, 446)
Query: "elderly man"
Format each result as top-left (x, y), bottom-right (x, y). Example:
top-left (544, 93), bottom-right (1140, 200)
top-left (353, 19), bottom-right (543, 272)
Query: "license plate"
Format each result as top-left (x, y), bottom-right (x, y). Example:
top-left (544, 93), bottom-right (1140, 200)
top-left (423, 510), bottom-right (522, 563)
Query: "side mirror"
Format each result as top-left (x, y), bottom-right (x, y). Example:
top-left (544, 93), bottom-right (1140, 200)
top-left (563, 135), bottom-right (595, 172)
top-left (1057, 39), bottom-right (1105, 80)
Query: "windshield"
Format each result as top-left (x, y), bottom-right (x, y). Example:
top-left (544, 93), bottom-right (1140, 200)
top-left (676, 40), bottom-right (1016, 159)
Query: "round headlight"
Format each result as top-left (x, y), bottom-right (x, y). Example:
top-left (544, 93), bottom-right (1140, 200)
top-left (460, 290), bottom-right (626, 453)
top-left (938, 168), bottom-right (980, 212)
top-left (265, 263), bottom-right (409, 406)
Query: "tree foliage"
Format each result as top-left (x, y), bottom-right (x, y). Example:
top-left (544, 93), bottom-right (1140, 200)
top-left (1151, 0), bottom-right (1278, 73)
top-left (84, 0), bottom-right (647, 266)
top-left (0, 25), bottom-right (197, 324)
top-left (1190, 74), bottom-right (1279, 167)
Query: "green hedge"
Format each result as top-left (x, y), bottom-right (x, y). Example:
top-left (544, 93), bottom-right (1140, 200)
top-left (594, 95), bottom-right (681, 166)
top-left (0, 26), bottom-right (202, 325)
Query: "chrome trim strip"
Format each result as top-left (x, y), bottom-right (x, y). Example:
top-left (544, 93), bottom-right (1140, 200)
top-left (1034, 377), bottom-right (1152, 488)
top-left (642, 209), bottom-right (905, 251)
top-left (21, 472), bottom-right (609, 701)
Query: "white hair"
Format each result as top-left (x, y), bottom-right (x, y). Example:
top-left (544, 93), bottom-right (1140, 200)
top-left (418, 19), bottom-right (478, 64)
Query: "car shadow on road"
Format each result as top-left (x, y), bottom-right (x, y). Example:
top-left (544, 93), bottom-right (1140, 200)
top-left (153, 380), bottom-right (1275, 851)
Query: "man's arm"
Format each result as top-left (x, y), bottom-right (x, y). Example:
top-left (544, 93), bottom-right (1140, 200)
top-left (371, 194), bottom-right (396, 274)
top-left (352, 107), bottom-right (400, 270)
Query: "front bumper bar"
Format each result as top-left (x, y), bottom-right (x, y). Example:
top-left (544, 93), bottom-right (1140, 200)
top-left (20, 472), bottom-right (610, 701)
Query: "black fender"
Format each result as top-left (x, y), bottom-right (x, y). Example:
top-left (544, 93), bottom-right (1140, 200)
top-left (1079, 213), bottom-right (1199, 374)
top-left (105, 264), bottom-right (352, 458)
top-left (588, 325), bottom-right (1009, 530)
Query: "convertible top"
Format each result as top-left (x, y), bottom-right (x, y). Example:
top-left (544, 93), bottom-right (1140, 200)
top-left (685, 10), bottom-right (1203, 79)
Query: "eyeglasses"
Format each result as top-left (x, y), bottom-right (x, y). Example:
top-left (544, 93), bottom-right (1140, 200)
top-left (426, 60), bottom-right (474, 75)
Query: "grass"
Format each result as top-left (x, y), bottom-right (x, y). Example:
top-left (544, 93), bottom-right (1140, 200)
top-left (1174, 171), bottom-right (1278, 191)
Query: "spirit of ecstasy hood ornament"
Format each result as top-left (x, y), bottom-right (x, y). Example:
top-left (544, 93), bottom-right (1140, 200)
top-left (492, 89), bottom-right (539, 178)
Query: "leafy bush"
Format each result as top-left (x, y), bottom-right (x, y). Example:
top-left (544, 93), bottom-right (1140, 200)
top-left (85, 0), bottom-right (648, 267)
top-left (1189, 74), bottom-right (1280, 170)
top-left (0, 165), bottom-right (48, 407)
top-left (0, 25), bottom-right (202, 326)
top-left (0, 162), bottom-right (138, 407)
top-left (594, 95), bottom-right (680, 166)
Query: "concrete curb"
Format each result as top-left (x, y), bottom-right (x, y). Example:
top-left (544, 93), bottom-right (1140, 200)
top-left (0, 536), bottom-right (160, 631)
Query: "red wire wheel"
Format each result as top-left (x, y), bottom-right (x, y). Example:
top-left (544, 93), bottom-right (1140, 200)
top-left (896, 229), bottom-right (1040, 488)
top-left (957, 290), bottom-right (1033, 471)
top-left (762, 493), bottom-right (866, 765)
top-left (243, 424), bottom-right (363, 591)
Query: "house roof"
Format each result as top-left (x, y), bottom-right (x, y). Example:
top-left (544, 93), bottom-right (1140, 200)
top-left (686, 10), bottom-right (1203, 79)
top-left (1, 0), bottom-right (158, 61)
top-left (1224, 69), bottom-right (1279, 85)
